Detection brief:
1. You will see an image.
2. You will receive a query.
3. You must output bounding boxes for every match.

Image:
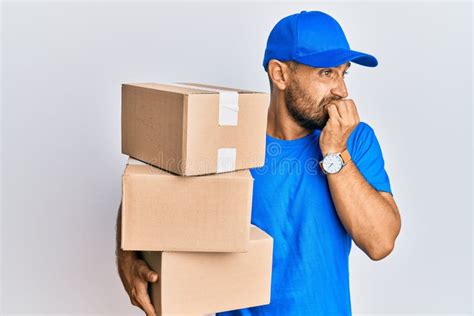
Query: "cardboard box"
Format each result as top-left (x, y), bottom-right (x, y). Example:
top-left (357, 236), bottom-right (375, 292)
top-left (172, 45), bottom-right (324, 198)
top-left (142, 225), bottom-right (273, 315)
top-left (121, 82), bottom-right (269, 176)
top-left (121, 158), bottom-right (254, 252)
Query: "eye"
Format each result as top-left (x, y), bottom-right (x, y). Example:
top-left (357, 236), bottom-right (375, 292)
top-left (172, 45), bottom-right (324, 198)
top-left (320, 69), bottom-right (349, 78)
top-left (321, 69), bottom-right (332, 76)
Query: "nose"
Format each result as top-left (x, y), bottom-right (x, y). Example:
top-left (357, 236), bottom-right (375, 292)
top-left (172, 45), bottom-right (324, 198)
top-left (330, 77), bottom-right (348, 99)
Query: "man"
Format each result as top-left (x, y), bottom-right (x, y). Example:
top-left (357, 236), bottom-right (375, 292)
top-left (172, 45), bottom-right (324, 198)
top-left (116, 10), bottom-right (401, 316)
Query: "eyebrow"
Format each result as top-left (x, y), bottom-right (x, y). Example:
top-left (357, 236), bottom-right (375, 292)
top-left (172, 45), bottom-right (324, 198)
top-left (316, 62), bottom-right (351, 72)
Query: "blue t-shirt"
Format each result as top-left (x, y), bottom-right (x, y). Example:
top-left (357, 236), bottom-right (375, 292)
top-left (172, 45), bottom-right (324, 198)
top-left (217, 121), bottom-right (392, 316)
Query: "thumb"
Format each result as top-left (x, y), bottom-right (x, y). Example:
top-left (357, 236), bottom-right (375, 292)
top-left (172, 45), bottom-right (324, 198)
top-left (138, 264), bottom-right (159, 283)
top-left (144, 269), bottom-right (159, 283)
top-left (147, 271), bottom-right (159, 283)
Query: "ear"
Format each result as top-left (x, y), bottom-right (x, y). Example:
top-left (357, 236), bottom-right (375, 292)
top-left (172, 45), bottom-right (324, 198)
top-left (268, 59), bottom-right (293, 91)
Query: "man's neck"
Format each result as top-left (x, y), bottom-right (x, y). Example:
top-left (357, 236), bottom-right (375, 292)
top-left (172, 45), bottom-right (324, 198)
top-left (266, 92), bottom-right (312, 141)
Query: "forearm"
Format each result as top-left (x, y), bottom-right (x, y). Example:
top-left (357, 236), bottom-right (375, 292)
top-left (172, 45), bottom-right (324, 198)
top-left (326, 160), bottom-right (399, 260)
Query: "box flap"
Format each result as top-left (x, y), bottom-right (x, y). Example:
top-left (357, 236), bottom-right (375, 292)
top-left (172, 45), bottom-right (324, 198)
top-left (123, 82), bottom-right (267, 95)
top-left (249, 225), bottom-right (272, 241)
top-left (177, 82), bottom-right (266, 94)
top-left (123, 83), bottom-right (215, 95)
top-left (126, 156), bottom-right (253, 180)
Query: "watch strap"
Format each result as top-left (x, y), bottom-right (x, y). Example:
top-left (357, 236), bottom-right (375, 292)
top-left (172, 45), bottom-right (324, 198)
top-left (340, 148), bottom-right (351, 165)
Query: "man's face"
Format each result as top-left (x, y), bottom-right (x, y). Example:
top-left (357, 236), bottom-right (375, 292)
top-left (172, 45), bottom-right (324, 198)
top-left (284, 61), bottom-right (350, 130)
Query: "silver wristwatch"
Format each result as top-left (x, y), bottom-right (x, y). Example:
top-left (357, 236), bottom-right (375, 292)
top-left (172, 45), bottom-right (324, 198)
top-left (319, 148), bottom-right (352, 175)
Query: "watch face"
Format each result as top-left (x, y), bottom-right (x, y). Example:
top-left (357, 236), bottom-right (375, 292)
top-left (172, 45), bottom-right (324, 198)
top-left (322, 154), bottom-right (343, 174)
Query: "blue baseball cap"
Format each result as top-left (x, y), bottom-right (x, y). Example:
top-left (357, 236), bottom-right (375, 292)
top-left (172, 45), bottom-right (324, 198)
top-left (263, 10), bottom-right (378, 72)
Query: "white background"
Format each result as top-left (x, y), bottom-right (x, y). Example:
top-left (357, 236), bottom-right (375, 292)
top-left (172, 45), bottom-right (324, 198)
top-left (1, 1), bottom-right (472, 315)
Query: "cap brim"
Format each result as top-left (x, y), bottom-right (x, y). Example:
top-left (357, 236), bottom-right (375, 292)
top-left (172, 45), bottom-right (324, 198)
top-left (293, 48), bottom-right (378, 68)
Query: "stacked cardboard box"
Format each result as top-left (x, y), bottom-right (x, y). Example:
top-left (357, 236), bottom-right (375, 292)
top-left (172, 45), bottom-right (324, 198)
top-left (120, 82), bottom-right (273, 315)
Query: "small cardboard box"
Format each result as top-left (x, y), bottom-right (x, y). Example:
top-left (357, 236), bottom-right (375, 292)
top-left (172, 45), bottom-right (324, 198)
top-left (142, 225), bottom-right (273, 315)
top-left (121, 158), bottom-right (254, 252)
top-left (121, 82), bottom-right (269, 176)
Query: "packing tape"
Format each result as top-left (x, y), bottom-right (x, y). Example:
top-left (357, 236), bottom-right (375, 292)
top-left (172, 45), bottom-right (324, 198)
top-left (217, 148), bottom-right (237, 173)
top-left (166, 82), bottom-right (239, 126)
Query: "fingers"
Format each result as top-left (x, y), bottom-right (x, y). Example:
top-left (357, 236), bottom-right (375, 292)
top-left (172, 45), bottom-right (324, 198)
top-left (350, 100), bottom-right (360, 123)
top-left (134, 281), bottom-right (157, 316)
top-left (330, 100), bottom-right (359, 126)
top-left (336, 100), bottom-right (349, 119)
top-left (127, 260), bottom-right (160, 315)
top-left (320, 99), bottom-right (360, 155)
top-left (342, 99), bottom-right (360, 125)
top-left (120, 257), bottom-right (160, 316)
top-left (136, 260), bottom-right (159, 283)
top-left (129, 277), bottom-right (157, 316)
top-left (326, 103), bottom-right (341, 126)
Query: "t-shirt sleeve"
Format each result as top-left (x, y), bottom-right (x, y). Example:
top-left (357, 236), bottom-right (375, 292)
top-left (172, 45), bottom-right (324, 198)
top-left (347, 121), bottom-right (393, 196)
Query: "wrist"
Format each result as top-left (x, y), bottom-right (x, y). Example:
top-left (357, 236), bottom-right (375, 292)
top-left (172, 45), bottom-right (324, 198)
top-left (321, 147), bottom-right (345, 157)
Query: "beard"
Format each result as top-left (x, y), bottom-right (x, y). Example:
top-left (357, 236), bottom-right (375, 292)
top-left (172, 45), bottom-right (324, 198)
top-left (284, 80), bottom-right (337, 131)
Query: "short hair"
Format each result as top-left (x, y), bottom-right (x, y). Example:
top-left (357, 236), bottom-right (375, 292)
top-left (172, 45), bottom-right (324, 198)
top-left (267, 60), bottom-right (299, 93)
